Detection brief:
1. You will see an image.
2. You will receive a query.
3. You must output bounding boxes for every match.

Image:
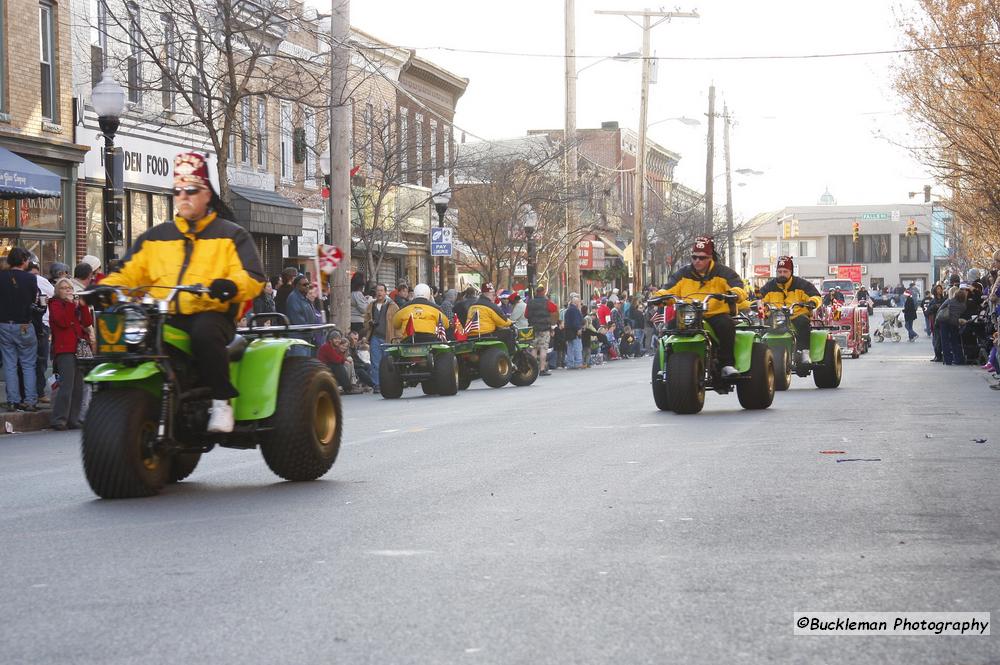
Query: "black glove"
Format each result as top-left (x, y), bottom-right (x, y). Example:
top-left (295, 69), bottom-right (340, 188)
top-left (209, 278), bottom-right (239, 302)
top-left (81, 285), bottom-right (118, 309)
top-left (805, 301), bottom-right (817, 310)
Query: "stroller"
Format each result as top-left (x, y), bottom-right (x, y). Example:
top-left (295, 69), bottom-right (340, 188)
top-left (959, 314), bottom-right (994, 365)
top-left (873, 311), bottom-right (902, 342)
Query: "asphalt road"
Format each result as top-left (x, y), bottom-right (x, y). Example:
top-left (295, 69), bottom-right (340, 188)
top-left (1, 329), bottom-right (998, 664)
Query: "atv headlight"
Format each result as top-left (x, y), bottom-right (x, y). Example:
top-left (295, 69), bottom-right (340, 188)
top-left (771, 311), bottom-right (787, 327)
top-left (122, 308), bottom-right (149, 345)
top-left (680, 307), bottom-right (699, 329)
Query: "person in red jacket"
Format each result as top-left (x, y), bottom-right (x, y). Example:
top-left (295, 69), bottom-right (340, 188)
top-left (48, 278), bottom-right (92, 429)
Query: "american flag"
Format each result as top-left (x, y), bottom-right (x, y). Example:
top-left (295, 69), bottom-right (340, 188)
top-left (436, 314), bottom-right (448, 341)
top-left (650, 308), bottom-right (665, 324)
top-left (464, 310), bottom-right (480, 335)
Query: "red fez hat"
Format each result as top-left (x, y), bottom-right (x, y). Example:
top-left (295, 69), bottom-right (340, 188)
top-left (692, 236), bottom-right (715, 255)
top-left (174, 152), bottom-right (211, 189)
top-left (777, 256), bottom-right (794, 272)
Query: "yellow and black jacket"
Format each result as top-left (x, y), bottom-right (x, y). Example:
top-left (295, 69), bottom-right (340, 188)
top-left (759, 276), bottom-right (822, 319)
top-left (392, 298), bottom-right (449, 338)
top-left (655, 259), bottom-right (748, 317)
top-left (102, 212), bottom-right (265, 318)
top-left (467, 296), bottom-right (513, 335)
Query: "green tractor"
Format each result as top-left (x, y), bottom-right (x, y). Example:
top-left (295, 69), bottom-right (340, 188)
top-left (80, 285), bottom-right (342, 499)
top-left (378, 338), bottom-right (459, 398)
top-left (451, 327), bottom-right (539, 390)
top-left (650, 294), bottom-right (775, 414)
top-left (757, 303), bottom-right (842, 390)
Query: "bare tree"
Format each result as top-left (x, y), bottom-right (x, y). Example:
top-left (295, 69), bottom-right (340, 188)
top-left (894, 0), bottom-right (1000, 260)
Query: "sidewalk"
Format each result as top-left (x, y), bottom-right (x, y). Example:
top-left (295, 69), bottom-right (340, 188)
top-left (0, 379), bottom-right (53, 435)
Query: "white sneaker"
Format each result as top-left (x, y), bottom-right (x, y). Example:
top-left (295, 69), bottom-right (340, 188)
top-left (721, 365), bottom-right (739, 377)
top-left (207, 400), bottom-right (234, 433)
top-left (798, 350), bottom-right (812, 364)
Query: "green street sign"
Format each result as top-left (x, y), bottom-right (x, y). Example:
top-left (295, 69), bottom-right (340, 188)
top-left (859, 212), bottom-right (889, 220)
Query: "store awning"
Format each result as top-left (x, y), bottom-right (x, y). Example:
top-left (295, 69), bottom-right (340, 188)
top-left (597, 234), bottom-right (627, 259)
top-left (230, 186), bottom-right (303, 236)
top-left (0, 148), bottom-right (61, 199)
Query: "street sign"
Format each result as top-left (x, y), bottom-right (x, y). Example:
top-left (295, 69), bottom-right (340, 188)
top-left (860, 212), bottom-right (889, 221)
top-left (430, 227), bottom-right (453, 257)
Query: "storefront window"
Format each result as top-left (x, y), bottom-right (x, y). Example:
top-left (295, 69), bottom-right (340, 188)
top-left (20, 236), bottom-right (64, 269)
top-left (16, 196), bottom-right (63, 230)
top-left (129, 191), bottom-right (149, 243)
top-left (0, 200), bottom-right (16, 227)
top-left (151, 194), bottom-right (171, 226)
top-left (85, 187), bottom-right (103, 259)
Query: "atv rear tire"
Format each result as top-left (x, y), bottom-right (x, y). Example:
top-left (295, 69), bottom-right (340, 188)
top-left (260, 357), bottom-right (341, 482)
top-left (651, 351), bottom-right (671, 411)
top-left (773, 345), bottom-right (791, 391)
top-left (479, 347), bottom-right (511, 388)
top-left (170, 452), bottom-right (201, 483)
top-left (458, 363), bottom-right (472, 390)
top-left (420, 381), bottom-right (436, 395)
top-left (432, 351), bottom-right (459, 396)
top-left (813, 339), bottom-right (842, 389)
top-left (666, 352), bottom-right (704, 414)
top-left (509, 350), bottom-right (539, 387)
top-left (379, 355), bottom-right (404, 399)
top-left (82, 389), bottom-right (167, 499)
top-left (736, 343), bottom-right (775, 410)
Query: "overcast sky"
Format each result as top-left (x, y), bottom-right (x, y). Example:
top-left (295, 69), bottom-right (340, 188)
top-left (343, 0), bottom-right (931, 221)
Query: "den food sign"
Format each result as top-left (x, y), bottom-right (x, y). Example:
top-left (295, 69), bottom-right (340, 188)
top-left (81, 126), bottom-right (219, 191)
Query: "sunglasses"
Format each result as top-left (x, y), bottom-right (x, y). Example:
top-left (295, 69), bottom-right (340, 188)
top-left (173, 186), bottom-right (205, 197)
top-left (691, 254), bottom-right (711, 261)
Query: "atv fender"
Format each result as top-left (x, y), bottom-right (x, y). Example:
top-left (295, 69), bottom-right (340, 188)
top-left (230, 338), bottom-right (312, 421)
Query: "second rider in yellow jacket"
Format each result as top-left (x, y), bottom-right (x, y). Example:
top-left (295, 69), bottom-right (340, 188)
top-left (758, 255), bottom-right (821, 362)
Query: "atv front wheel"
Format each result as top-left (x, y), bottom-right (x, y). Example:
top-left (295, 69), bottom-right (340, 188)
top-left (651, 351), bottom-right (671, 411)
top-left (813, 339), bottom-right (842, 389)
top-left (772, 345), bottom-right (791, 391)
top-left (736, 343), bottom-right (775, 410)
top-left (379, 356), bottom-right (404, 399)
top-left (260, 358), bottom-right (342, 481)
top-left (82, 389), bottom-right (167, 499)
top-left (170, 452), bottom-right (201, 483)
top-left (479, 347), bottom-right (511, 388)
top-left (666, 352), bottom-right (704, 414)
top-left (509, 350), bottom-right (539, 387)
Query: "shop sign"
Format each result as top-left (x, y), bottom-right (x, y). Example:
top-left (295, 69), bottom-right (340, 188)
top-left (579, 240), bottom-right (605, 270)
top-left (835, 264), bottom-right (864, 282)
top-left (80, 126), bottom-right (219, 191)
top-left (753, 264), bottom-right (771, 277)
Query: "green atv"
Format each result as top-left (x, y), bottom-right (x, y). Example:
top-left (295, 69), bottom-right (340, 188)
top-left (80, 285), bottom-right (342, 499)
top-left (378, 338), bottom-right (459, 398)
top-left (451, 327), bottom-right (539, 390)
top-left (757, 302), bottom-right (842, 390)
top-left (650, 294), bottom-right (775, 414)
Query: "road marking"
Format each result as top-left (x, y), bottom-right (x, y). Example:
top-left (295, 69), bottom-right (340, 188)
top-left (639, 423), bottom-right (663, 428)
top-left (465, 648), bottom-right (483, 654)
top-left (367, 549), bottom-right (435, 557)
top-left (379, 429), bottom-right (399, 433)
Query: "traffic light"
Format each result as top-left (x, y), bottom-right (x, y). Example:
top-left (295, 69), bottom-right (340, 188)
top-left (791, 219), bottom-right (800, 237)
top-left (782, 221), bottom-right (791, 239)
top-left (852, 221), bottom-right (860, 242)
top-left (906, 219), bottom-right (917, 237)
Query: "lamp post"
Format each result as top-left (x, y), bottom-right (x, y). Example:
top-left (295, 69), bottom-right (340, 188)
top-left (91, 70), bottom-right (126, 269)
top-left (522, 205), bottom-right (538, 295)
top-left (319, 149), bottom-right (333, 315)
top-left (431, 176), bottom-right (451, 295)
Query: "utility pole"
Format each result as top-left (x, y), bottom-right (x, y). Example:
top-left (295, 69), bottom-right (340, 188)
top-left (329, 0), bottom-right (351, 331)
top-left (596, 7), bottom-right (698, 296)
top-left (564, 0), bottom-right (581, 301)
top-left (722, 103), bottom-right (734, 265)
top-left (704, 84), bottom-right (715, 237)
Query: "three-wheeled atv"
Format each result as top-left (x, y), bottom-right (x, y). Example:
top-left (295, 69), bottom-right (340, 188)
top-left (80, 285), bottom-right (342, 499)
top-left (757, 302), bottom-right (843, 390)
top-left (451, 327), bottom-right (538, 390)
top-left (378, 338), bottom-right (459, 398)
top-left (649, 294), bottom-right (775, 414)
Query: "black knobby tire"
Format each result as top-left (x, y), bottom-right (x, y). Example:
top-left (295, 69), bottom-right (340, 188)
top-left (813, 339), bottom-right (843, 389)
top-left (457, 363), bottom-right (473, 390)
top-left (260, 357), bottom-right (342, 482)
top-left (479, 347), bottom-right (511, 388)
top-left (432, 351), bottom-right (459, 396)
top-left (651, 351), bottom-right (671, 411)
top-left (737, 343), bottom-right (775, 410)
top-left (773, 345), bottom-right (791, 391)
top-left (509, 350), bottom-right (539, 387)
top-left (420, 381), bottom-right (436, 395)
top-left (379, 354), bottom-right (404, 399)
top-left (81, 388), bottom-right (168, 499)
top-left (666, 352), bottom-right (704, 414)
top-left (170, 452), bottom-right (201, 483)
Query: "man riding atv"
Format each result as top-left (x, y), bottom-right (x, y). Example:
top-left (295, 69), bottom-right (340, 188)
top-left (759, 256), bottom-right (821, 364)
top-left (93, 152), bottom-right (265, 433)
top-left (392, 283), bottom-right (450, 342)
top-left (653, 236), bottom-right (747, 377)
top-left (467, 283), bottom-right (516, 351)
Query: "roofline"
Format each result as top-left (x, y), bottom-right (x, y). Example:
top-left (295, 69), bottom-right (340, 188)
top-left (402, 54), bottom-right (469, 98)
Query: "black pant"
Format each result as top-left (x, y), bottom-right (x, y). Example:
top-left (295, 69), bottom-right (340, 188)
top-left (168, 312), bottom-right (238, 400)
top-left (792, 316), bottom-right (811, 351)
top-left (706, 314), bottom-right (736, 367)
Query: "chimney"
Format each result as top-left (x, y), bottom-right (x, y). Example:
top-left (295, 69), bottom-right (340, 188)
top-left (601, 121), bottom-right (619, 130)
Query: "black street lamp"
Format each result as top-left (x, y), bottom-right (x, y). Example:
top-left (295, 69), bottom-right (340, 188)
top-left (431, 176), bottom-right (451, 295)
top-left (522, 205), bottom-right (538, 295)
top-left (91, 70), bottom-right (126, 269)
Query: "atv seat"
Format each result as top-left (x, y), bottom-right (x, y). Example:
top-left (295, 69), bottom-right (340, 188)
top-left (226, 334), bottom-right (249, 361)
